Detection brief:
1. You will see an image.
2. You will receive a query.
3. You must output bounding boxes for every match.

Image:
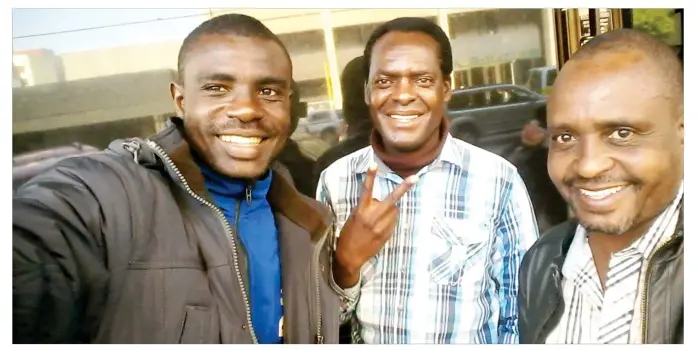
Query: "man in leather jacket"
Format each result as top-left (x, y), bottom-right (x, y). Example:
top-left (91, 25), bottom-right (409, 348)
top-left (518, 29), bottom-right (683, 344)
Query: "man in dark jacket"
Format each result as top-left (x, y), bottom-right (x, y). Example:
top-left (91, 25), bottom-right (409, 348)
top-left (13, 14), bottom-right (340, 344)
top-left (518, 29), bottom-right (683, 344)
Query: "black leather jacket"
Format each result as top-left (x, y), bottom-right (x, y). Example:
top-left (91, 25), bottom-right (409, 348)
top-left (518, 206), bottom-right (683, 344)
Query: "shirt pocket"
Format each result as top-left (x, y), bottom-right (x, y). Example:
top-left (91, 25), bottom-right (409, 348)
top-left (427, 218), bottom-right (491, 286)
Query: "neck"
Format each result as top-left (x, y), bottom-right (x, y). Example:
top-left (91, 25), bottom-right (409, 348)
top-left (191, 150), bottom-right (271, 200)
top-left (370, 116), bottom-right (449, 179)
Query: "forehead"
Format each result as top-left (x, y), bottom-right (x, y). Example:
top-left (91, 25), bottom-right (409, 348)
top-left (183, 34), bottom-right (291, 83)
top-left (369, 31), bottom-right (441, 75)
top-left (547, 55), bottom-right (674, 131)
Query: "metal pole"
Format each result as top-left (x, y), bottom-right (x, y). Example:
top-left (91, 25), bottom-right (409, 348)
top-left (321, 10), bottom-right (343, 110)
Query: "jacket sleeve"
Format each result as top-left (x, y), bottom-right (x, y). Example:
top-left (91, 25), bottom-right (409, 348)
top-left (13, 158), bottom-right (114, 343)
top-left (315, 170), bottom-right (361, 324)
top-left (492, 171), bottom-right (540, 344)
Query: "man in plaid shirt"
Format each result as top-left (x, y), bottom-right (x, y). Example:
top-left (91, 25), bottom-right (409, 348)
top-left (316, 17), bottom-right (539, 344)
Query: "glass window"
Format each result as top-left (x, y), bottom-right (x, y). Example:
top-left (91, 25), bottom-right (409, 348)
top-left (448, 9), bottom-right (547, 87)
top-left (447, 92), bottom-right (472, 110)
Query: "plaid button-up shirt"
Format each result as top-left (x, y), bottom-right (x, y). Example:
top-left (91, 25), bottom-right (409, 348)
top-left (317, 134), bottom-right (539, 344)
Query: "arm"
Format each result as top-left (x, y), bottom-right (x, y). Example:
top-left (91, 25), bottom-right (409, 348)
top-left (315, 171), bottom-right (361, 323)
top-left (13, 160), bottom-right (111, 343)
top-left (492, 171), bottom-right (539, 344)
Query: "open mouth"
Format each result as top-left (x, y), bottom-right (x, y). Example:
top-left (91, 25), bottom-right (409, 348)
top-left (387, 114), bottom-right (423, 124)
top-left (218, 135), bottom-right (265, 146)
top-left (579, 185), bottom-right (628, 200)
top-left (389, 114), bottom-right (419, 122)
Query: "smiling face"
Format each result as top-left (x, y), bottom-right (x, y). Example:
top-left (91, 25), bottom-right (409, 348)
top-left (366, 31), bottom-right (451, 154)
top-left (171, 33), bottom-right (292, 179)
top-left (547, 50), bottom-right (684, 236)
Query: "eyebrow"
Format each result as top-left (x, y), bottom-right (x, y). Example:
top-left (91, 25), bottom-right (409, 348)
top-left (197, 73), bottom-right (288, 87)
top-left (198, 73), bottom-right (235, 84)
top-left (374, 69), bottom-right (434, 78)
top-left (550, 118), bottom-right (650, 132)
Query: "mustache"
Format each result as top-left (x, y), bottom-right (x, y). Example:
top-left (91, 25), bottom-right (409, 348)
top-left (562, 174), bottom-right (642, 188)
top-left (206, 118), bottom-right (276, 135)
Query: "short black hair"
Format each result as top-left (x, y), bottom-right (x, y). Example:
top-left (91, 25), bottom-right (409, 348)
top-left (363, 17), bottom-right (453, 80)
top-left (176, 13), bottom-right (291, 83)
top-left (571, 28), bottom-right (683, 109)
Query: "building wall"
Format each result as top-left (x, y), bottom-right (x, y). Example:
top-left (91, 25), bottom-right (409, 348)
top-left (13, 69), bottom-right (176, 134)
top-left (60, 41), bottom-right (180, 81)
top-left (12, 9), bottom-right (555, 137)
top-left (13, 50), bottom-right (63, 86)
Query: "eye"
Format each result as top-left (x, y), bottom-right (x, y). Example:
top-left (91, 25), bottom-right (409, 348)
top-left (552, 133), bottom-right (576, 144)
top-left (376, 78), bottom-right (391, 86)
top-left (610, 128), bottom-right (634, 140)
top-left (259, 88), bottom-right (278, 96)
top-left (416, 77), bottom-right (432, 84)
top-left (202, 84), bottom-right (228, 93)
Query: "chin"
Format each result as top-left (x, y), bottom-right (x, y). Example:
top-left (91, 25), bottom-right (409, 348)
top-left (218, 161), bottom-right (270, 180)
top-left (575, 211), bottom-right (637, 236)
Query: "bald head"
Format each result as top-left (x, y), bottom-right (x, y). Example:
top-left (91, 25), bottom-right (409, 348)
top-left (559, 28), bottom-right (683, 116)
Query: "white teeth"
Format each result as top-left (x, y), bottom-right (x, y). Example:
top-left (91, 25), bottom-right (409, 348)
top-left (219, 135), bottom-right (262, 145)
top-left (389, 115), bottom-right (418, 122)
top-left (579, 186), bottom-right (625, 200)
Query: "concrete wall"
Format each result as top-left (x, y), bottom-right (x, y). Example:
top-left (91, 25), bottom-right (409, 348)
top-left (13, 69), bottom-right (176, 134)
top-left (61, 41), bottom-right (180, 81)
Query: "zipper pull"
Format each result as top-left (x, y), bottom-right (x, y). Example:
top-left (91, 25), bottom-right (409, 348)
top-left (122, 140), bottom-right (141, 163)
top-left (245, 185), bottom-right (252, 205)
top-left (315, 335), bottom-right (324, 344)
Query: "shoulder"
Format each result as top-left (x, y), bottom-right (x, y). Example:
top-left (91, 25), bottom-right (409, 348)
top-left (448, 136), bottom-right (518, 178)
top-left (521, 220), bottom-right (577, 272)
top-left (319, 145), bottom-right (373, 184)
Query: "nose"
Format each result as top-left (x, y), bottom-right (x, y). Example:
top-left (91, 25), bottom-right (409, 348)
top-left (391, 78), bottom-right (417, 105)
top-left (573, 137), bottom-right (614, 179)
top-left (224, 88), bottom-right (263, 122)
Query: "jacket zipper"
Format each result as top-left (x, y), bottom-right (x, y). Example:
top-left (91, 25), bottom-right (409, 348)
top-left (640, 235), bottom-right (677, 343)
top-left (142, 140), bottom-right (260, 343)
top-left (313, 226), bottom-right (331, 344)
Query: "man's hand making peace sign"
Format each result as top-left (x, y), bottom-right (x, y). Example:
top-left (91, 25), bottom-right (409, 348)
top-left (332, 163), bottom-right (418, 288)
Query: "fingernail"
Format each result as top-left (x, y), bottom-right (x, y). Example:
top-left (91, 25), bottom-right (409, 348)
top-left (406, 175), bottom-right (419, 184)
top-left (369, 162), bottom-right (378, 171)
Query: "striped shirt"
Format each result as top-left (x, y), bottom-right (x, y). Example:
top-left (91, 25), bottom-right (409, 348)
top-left (316, 134), bottom-right (539, 344)
top-left (545, 182), bottom-right (684, 344)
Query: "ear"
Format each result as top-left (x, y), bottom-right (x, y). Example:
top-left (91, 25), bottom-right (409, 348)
top-left (363, 82), bottom-right (370, 106)
top-left (170, 82), bottom-right (185, 118)
top-left (443, 75), bottom-right (453, 103)
top-left (678, 114), bottom-right (684, 146)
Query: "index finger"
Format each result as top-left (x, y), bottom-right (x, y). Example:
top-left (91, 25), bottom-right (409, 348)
top-left (359, 162), bottom-right (378, 207)
top-left (380, 175), bottom-right (418, 207)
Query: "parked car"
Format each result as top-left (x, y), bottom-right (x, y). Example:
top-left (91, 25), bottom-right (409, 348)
top-left (13, 143), bottom-right (100, 191)
top-left (525, 66), bottom-right (558, 95)
top-left (296, 109), bottom-right (343, 144)
top-left (446, 84), bottom-right (547, 145)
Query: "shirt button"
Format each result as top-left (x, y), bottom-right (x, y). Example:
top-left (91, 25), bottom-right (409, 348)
top-left (397, 304), bottom-right (404, 312)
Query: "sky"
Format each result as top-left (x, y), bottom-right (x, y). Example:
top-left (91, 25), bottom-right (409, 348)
top-left (12, 8), bottom-right (210, 53)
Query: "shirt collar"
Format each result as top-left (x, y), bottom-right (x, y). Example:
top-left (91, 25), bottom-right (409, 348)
top-left (624, 180), bottom-right (684, 259)
top-left (352, 133), bottom-right (464, 175)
